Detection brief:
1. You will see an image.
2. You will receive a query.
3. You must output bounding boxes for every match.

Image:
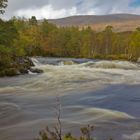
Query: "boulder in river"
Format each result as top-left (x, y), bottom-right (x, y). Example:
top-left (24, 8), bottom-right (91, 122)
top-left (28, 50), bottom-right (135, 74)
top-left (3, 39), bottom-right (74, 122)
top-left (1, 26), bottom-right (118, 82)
top-left (19, 67), bottom-right (29, 74)
top-left (30, 68), bottom-right (44, 74)
top-left (0, 57), bottom-right (37, 77)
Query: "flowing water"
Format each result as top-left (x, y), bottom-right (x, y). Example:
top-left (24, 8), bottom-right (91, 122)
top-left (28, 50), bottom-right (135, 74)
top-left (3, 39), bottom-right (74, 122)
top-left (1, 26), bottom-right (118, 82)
top-left (0, 57), bottom-right (140, 140)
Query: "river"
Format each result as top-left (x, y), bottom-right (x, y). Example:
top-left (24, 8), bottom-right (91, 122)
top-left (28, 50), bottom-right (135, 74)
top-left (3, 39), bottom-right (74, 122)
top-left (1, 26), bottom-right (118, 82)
top-left (0, 57), bottom-right (140, 140)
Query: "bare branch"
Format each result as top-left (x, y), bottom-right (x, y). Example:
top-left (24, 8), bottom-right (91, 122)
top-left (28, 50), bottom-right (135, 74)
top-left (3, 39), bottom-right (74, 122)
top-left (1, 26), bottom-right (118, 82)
top-left (54, 96), bottom-right (62, 140)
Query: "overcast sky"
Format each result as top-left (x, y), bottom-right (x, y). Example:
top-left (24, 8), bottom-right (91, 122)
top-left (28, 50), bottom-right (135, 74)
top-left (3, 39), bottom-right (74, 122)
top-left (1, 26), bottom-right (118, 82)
top-left (2, 0), bottom-right (140, 19)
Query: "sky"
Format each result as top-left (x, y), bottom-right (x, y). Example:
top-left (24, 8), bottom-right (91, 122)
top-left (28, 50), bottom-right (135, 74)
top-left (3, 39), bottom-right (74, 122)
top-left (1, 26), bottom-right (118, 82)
top-left (2, 0), bottom-right (140, 19)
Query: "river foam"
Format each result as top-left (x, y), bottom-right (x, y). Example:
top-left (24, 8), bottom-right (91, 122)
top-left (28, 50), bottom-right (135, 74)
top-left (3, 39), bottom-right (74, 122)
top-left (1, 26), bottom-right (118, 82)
top-left (0, 57), bottom-right (140, 140)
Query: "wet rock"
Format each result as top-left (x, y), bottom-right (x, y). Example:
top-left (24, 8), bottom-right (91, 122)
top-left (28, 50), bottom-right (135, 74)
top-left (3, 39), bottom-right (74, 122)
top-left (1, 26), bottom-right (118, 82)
top-left (6, 58), bottom-right (29, 76)
top-left (0, 57), bottom-right (40, 77)
top-left (30, 68), bottom-right (43, 74)
top-left (19, 68), bottom-right (29, 74)
top-left (24, 57), bottom-right (34, 67)
top-left (59, 60), bottom-right (78, 65)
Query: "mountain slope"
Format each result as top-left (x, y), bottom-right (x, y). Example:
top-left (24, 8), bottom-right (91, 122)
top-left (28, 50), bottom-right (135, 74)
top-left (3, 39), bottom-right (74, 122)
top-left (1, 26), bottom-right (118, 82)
top-left (48, 14), bottom-right (140, 32)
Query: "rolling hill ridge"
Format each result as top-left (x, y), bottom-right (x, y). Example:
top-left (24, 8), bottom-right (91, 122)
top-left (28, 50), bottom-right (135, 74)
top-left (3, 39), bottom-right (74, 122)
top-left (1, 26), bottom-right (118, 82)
top-left (48, 14), bottom-right (140, 32)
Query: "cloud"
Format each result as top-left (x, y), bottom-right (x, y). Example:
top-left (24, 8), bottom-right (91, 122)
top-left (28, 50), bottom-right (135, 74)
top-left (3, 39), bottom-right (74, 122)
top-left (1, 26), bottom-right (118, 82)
top-left (15, 5), bottom-right (77, 19)
top-left (2, 0), bottom-right (140, 19)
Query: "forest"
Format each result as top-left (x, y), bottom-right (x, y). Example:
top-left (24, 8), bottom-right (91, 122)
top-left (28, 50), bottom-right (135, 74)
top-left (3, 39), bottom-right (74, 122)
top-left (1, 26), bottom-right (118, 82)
top-left (1, 16), bottom-right (140, 60)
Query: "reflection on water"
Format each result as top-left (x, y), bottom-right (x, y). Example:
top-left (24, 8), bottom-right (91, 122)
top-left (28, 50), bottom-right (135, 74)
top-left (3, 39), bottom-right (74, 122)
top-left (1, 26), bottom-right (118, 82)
top-left (0, 57), bottom-right (140, 140)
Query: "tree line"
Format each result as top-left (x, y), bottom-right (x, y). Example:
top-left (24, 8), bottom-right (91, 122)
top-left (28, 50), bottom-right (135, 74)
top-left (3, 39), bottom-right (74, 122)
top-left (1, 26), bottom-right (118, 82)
top-left (1, 16), bottom-right (140, 62)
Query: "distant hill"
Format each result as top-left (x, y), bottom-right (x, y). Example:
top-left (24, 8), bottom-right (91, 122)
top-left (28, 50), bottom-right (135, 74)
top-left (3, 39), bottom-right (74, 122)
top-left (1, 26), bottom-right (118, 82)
top-left (48, 14), bottom-right (140, 32)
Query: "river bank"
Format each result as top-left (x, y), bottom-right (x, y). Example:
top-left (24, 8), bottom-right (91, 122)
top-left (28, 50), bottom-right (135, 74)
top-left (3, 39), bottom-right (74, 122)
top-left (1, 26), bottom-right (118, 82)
top-left (0, 57), bottom-right (44, 77)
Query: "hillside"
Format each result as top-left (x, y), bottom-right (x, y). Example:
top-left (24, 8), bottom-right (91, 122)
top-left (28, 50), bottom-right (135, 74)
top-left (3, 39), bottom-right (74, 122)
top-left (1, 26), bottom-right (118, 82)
top-left (48, 14), bottom-right (140, 32)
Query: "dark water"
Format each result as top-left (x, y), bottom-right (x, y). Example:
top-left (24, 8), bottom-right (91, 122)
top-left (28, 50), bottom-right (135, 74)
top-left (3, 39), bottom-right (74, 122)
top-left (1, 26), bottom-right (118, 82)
top-left (0, 58), bottom-right (140, 140)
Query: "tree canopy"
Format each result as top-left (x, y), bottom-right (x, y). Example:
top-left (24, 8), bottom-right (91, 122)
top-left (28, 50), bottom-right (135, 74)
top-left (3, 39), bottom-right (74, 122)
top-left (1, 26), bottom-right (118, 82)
top-left (0, 0), bottom-right (8, 14)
